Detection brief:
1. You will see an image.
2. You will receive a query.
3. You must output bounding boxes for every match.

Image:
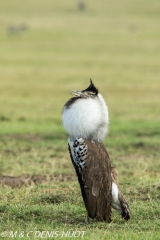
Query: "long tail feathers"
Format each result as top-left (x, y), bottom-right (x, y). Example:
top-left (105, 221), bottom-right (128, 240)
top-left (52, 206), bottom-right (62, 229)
top-left (119, 193), bottom-right (130, 221)
top-left (111, 167), bottom-right (130, 221)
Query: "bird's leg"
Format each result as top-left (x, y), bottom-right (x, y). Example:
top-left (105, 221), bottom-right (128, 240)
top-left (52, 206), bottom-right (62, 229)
top-left (85, 214), bottom-right (90, 224)
top-left (85, 215), bottom-right (99, 223)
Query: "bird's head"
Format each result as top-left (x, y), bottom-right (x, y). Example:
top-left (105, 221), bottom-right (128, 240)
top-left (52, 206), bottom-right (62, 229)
top-left (70, 79), bottom-right (98, 98)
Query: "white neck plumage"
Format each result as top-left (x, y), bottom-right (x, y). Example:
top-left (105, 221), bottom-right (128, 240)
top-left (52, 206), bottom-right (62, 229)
top-left (62, 93), bottom-right (109, 142)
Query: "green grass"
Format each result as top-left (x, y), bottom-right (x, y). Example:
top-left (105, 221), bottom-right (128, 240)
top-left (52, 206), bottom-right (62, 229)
top-left (0, 0), bottom-right (160, 239)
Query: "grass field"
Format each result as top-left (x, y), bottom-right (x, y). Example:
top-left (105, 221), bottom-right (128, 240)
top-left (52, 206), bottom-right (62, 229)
top-left (0, 0), bottom-right (160, 239)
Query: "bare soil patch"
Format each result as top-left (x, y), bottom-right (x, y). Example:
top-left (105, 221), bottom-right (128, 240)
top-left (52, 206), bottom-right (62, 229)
top-left (0, 174), bottom-right (76, 188)
top-left (0, 133), bottom-right (66, 142)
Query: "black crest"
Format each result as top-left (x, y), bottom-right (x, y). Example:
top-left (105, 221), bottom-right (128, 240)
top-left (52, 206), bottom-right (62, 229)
top-left (83, 79), bottom-right (98, 95)
top-left (63, 79), bottom-right (98, 109)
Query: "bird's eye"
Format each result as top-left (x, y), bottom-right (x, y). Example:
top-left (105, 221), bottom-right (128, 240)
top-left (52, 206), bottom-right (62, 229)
top-left (88, 92), bottom-right (96, 96)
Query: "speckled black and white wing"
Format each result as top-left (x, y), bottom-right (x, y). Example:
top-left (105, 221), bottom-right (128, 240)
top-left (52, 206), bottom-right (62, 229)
top-left (68, 138), bottom-right (87, 174)
top-left (68, 137), bottom-right (112, 222)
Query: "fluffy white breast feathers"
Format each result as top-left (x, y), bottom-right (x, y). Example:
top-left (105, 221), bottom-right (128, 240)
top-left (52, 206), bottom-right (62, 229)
top-left (62, 80), bottom-right (109, 142)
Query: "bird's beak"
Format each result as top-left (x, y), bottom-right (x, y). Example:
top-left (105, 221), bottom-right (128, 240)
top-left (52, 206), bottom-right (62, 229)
top-left (70, 90), bottom-right (86, 97)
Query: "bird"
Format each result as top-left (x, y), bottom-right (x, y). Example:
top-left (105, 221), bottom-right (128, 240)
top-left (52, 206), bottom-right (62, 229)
top-left (62, 79), bottom-right (130, 222)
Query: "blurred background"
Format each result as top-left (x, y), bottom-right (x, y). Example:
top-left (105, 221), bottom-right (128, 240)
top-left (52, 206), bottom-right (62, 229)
top-left (0, 0), bottom-right (160, 135)
top-left (0, 2), bottom-right (159, 234)
top-left (0, 0), bottom-right (160, 234)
